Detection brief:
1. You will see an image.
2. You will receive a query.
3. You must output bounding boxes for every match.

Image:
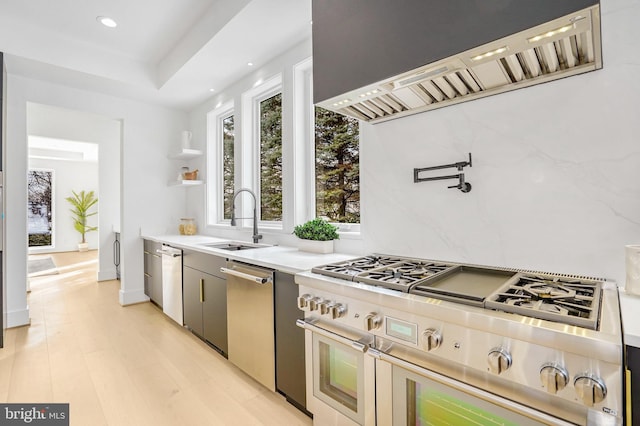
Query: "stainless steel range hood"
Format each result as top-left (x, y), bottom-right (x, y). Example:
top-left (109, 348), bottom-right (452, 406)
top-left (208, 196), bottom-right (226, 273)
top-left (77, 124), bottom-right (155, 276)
top-left (313, 2), bottom-right (601, 124)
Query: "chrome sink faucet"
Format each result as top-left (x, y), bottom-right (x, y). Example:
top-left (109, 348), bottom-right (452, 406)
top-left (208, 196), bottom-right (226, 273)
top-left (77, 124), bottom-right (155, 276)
top-left (230, 188), bottom-right (262, 244)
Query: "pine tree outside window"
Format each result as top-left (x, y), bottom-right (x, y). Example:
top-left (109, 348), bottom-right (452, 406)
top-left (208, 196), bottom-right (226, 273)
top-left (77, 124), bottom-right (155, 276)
top-left (314, 106), bottom-right (360, 224)
top-left (222, 114), bottom-right (235, 220)
top-left (259, 93), bottom-right (283, 222)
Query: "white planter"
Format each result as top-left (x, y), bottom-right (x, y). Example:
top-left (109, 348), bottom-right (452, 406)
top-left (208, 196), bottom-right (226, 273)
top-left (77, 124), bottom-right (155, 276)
top-left (78, 242), bottom-right (89, 252)
top-left (297, 238), bottom-right (334, 254)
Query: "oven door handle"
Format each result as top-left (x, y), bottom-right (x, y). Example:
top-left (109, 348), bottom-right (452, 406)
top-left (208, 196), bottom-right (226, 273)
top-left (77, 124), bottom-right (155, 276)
top-left (296, 319), bottom-right (368, 352)
top-left (366, 346), bottom-right (576, 426)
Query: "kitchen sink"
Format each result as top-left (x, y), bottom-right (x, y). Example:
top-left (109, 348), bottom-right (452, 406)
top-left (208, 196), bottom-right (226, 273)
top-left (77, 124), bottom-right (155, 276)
top-left (200, 242), bottom-right (270, 251)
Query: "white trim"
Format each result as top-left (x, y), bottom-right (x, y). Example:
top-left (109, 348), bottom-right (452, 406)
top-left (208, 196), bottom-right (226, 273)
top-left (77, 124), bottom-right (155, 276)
top-left (302, 67), bottom-right (362, 234)
top-left (118, 288), bottom-right (149, 306)
top-left (292, 57), bottom-right (314, 227)
top-left (27, 168), bottom-right (56, 249)
top-left (205, 100), bottom-right (234, 227)
top-left (6, 306), bottom-right (30, 328)
top-left (240, 74), bottom-right (283, 230)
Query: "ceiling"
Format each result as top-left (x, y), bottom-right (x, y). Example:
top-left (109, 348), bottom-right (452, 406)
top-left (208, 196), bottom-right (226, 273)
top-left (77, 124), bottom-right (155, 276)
top-left (0, 0), bottom-right (312, 111)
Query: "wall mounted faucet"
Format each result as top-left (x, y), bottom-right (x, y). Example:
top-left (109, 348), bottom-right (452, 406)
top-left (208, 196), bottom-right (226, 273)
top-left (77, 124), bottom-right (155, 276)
top-left (413, 153), bottom-right (473, 193)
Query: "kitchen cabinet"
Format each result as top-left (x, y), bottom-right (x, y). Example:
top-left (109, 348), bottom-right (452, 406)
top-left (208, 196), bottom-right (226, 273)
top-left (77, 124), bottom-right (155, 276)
top-left (274, 271), bottom-right (308, 414)
top-left (628, 345), bottom-right (639, 425)
top-left (143, 239), bottom-right (162, 307)
top-left (183, 250), bottom-right (227, 355)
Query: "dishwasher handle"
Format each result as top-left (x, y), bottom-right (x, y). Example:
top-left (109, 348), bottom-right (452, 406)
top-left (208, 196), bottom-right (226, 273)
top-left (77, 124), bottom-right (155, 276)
top-left (220, 267), bottom-right (272, 284)
top-left (156, 248), bottom-right (182, 257)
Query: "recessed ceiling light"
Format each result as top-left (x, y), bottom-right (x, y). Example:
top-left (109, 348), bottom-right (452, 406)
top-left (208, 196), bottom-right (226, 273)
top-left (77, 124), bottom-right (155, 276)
top-left (247, 62), bottom-right (254, 67)
top-left (209, 88), bottom-right (215, 92)
top-left (97, 16), bottom-right (117, 28)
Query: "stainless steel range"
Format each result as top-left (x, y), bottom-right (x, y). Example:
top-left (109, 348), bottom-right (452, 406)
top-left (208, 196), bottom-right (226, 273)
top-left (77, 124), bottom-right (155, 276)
top-left (296, 255), bottom-right (623, 426)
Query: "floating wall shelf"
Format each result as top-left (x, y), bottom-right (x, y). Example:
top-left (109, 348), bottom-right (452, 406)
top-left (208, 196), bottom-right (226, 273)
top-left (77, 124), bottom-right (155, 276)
top-left (168, 180), bottom-right (203, 187)
top-left (168, 148), bottom-right (203, 160)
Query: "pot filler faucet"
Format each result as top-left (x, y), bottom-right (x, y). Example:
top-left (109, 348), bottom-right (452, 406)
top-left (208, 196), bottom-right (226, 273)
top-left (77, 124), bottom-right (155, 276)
top-left (230, 188), bottom-right (263, 244)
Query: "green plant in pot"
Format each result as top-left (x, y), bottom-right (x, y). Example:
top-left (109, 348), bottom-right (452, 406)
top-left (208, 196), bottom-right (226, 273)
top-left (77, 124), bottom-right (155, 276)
top-left (65, 190), bottom-right (98, 252)
top-left (293, 218), bottom-right (339, 253)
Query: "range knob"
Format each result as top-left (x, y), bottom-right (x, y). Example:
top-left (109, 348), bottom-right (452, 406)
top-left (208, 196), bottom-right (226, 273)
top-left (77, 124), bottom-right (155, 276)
top-left (319, 301), bottom-right (333, 315)
top-left (574, 374), bottom-right (607, 406)
top-left (487, 347), bottom-right (512, 375)
top-left (364, 313), bottom-right (382, 331)
top-left (539, 363), bottom-right (569, 394)
top-left (330, 303), bottom-right (347, 319)
top-left (308, 297), bottom-right (323, 311)
top-left (422, 328), bottom-right (442, 351)
top-left (297, 294), bottom-right (313, 310)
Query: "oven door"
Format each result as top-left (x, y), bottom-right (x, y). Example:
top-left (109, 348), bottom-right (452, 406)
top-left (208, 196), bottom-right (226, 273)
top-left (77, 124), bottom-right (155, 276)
top-left (370, 346), bottom-right (577, 426)
top-left (297, 319), bottom-right (375, 426)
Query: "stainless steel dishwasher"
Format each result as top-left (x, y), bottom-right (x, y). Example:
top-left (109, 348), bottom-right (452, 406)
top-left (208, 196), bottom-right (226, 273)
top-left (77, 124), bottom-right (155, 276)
top-left (158, 244), bottom-right (183, 325)
top-left (221, 260), bottom-right (275, 391)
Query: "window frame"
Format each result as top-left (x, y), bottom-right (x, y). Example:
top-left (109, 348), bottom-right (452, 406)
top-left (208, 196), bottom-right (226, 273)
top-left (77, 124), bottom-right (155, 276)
top-left (296, 65), bottom-right (361, 235)
top-left (241, 74), bottom-right (284, 230)
top-left (27, 168), bottom-right (56, 250)
top-left (206, 100), bottom-right (235, 227)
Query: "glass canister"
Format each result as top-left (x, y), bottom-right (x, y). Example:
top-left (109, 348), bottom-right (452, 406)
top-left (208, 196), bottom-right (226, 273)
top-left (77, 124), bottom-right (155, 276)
top-left (179, 218), bottom-right (197, 235)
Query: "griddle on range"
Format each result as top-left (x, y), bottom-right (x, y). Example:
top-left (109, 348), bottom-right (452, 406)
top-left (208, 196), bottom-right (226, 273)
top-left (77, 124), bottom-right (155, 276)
top-left (311, 255), bottom-right (603, 330)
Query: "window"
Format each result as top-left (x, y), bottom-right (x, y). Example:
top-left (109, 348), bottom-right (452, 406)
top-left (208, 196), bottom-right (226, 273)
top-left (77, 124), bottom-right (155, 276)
top-left (28, 169), bottom-right (54, 247)
top-left (222, 115), bottom-right (235, 220)
top-left (206, 101), bottom-right (235, 226)
top-left (314, 106), bottom-right (360, 224)
top-left (259, 93), bottom-right (283, 221)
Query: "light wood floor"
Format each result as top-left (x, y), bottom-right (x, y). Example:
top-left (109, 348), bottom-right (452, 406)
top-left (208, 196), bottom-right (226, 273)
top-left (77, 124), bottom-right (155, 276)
top-left (2, 250), bottom-right (312, 426)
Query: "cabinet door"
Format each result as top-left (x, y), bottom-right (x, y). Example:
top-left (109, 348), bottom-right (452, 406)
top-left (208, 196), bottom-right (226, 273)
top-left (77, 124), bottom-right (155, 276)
top-left (274, 271), bottom-right (307, 411)
top-left (183, 266), bottom-right (204, 337)
top-left (628, 345), bottom-right (639, 425)
top-left (202, 272), bottom-right (227, 355)
top-left (150, 253), bottom-right (162, 307)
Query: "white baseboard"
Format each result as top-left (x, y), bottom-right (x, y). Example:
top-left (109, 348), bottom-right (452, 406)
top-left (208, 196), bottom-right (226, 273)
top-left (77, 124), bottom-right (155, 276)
top-left (6, 307), bottom-right (31, 328)
top-left (119, 288), bottom-right (149, 306)
top-left (97, 267), bottom-right (117, 282)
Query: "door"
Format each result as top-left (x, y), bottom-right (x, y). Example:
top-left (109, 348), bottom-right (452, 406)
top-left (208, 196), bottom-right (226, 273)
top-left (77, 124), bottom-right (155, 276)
top-left (202, 272), bottom-right (227, 355)
top-left (299, 319), bottom-right (376, 426)
top-left (373, 351), bottom-right (575, 426)
top-left (183, 265), bottom-right (203, 337)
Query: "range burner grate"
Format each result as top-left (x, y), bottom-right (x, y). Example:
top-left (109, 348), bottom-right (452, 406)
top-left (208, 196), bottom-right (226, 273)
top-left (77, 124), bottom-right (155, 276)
top-left (486, 276), bottom-right (602, 330)
top-left (355, 261), bottom-right (451, 292)
top-left (311, 256), bottom-right (404, 281)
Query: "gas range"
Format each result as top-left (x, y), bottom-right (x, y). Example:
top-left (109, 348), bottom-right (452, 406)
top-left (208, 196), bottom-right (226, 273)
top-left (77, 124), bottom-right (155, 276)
top-left (299, 254), bottom-right (624, 425)
top-left (312, 255), bottom-right (604, 330)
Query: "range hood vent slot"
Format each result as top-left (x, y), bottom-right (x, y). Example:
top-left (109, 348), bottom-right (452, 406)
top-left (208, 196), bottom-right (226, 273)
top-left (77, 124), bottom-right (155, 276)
top-left (317, 5), bottom-right (601, 124)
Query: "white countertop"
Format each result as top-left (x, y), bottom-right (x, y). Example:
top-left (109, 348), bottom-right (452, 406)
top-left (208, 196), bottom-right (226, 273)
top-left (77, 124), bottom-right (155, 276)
top-left (619, 289), bottom-right (640, 348)
top-left (142, 234), bottom-right (358, 275)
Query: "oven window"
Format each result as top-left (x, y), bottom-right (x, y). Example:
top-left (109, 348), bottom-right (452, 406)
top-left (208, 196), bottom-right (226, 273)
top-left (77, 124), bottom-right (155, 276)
top-left (407, 379), bottom-right (518, 425)
top-left (393, 366), bottom-right (548, 426)
top-left (319, 341), bottom-right (358, 412)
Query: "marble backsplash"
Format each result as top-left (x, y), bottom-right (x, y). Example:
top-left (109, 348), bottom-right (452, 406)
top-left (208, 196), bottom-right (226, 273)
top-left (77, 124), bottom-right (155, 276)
top-left (359, 0), bottom-right (640, 286)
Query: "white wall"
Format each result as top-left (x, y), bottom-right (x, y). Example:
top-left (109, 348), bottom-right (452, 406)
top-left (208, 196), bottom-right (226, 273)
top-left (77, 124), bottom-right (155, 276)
top-left (185, 0), bottom-right (639, 286)
top-left (5, 74), bottom-right (188, 327)
top-left (27, 103), bottom-right (121, 280)
top-left (28, 158), bottom-right (99, 252)
top-left (187, 39), bottom-right (319, 246)
top-left (360, 0), bottom-right (640, 286)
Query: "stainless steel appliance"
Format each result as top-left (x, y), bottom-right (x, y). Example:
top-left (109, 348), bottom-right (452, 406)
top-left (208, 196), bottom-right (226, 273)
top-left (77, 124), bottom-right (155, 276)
top-left (313, 0), bottom-right (601, 123)
top-left (222, 261), bottom-right (275, 391)
top-left (297, 255), bottom-right (623, 425)
top-left (158, 244), bottom-right (183, 325)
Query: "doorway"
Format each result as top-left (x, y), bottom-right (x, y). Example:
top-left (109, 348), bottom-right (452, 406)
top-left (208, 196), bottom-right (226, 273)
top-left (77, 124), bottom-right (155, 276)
top-left (26, 103), bottom-right (121, 282)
